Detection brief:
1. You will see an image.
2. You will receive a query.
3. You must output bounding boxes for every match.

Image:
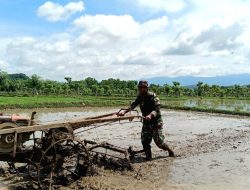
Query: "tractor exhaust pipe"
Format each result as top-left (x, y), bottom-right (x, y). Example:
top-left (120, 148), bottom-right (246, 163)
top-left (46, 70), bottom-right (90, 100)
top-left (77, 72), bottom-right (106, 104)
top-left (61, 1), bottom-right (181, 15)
top-left (29, 111), bottom-right (36, 126)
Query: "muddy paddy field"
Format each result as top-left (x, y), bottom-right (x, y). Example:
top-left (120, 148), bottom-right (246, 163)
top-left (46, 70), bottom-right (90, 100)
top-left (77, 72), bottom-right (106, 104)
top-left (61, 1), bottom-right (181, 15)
top-left (0, 107), bottom-right (250, 190)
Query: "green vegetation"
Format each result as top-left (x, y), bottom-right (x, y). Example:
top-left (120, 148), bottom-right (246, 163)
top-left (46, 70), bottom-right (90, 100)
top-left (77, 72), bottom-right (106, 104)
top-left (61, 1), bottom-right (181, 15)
top-left (0, 71), bottom-right (250, 115)
top-left (1, 71), bottom-right (250, 98)
top-left (0, 96), bottom-right (131, 109)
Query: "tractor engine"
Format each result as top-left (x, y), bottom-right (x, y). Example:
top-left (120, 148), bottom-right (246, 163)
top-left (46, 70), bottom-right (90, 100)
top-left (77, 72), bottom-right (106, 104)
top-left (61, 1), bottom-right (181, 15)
top-left (0, 112), bottom-right (35, 153)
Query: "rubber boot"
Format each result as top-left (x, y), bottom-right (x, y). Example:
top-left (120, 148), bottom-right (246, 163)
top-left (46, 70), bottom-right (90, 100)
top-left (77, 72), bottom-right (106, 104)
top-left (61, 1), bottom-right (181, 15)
top-left (144, 147), bottom-right (152, 161)
top-left (167, 148), bottom-right (175, 157)
top-left (160, 144), bottom-right (175, 157)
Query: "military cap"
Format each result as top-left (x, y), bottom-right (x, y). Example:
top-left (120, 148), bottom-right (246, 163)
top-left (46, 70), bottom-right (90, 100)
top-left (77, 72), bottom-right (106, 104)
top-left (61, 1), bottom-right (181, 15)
top-left (138, 80), bottom-right (149, 87)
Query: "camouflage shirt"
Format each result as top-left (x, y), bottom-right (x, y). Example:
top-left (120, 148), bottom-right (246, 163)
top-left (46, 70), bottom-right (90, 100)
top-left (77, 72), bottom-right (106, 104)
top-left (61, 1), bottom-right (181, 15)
top-left (130, 91), bottom-right (163, 125)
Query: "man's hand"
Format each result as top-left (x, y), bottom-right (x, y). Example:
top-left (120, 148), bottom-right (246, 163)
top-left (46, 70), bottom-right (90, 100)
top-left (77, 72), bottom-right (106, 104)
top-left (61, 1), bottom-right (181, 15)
top-left (116, 111), bottom-right (125, 116)
top-left (145, 114), bottom-right (152, 121)
top-left (117, 108), bottom-right (131, 116)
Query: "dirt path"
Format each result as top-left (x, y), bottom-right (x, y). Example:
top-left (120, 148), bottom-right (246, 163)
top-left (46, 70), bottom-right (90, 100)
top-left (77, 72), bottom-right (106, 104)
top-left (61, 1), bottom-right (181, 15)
top-left (0, 108), bottom-right (250, 189)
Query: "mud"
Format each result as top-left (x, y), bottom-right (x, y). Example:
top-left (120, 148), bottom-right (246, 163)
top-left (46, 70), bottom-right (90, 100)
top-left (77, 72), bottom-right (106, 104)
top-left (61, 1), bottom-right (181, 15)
top-left (1, 108), bottom-right (250, 189)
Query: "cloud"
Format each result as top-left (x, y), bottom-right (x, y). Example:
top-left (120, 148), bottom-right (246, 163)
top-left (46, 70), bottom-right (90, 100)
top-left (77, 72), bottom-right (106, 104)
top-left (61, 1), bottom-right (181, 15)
top-left (140, 16), bottom-right (168, 35)
top-left (37, 1), bottom-right (84, 22)
top-left (1, 0), bottom-right (250, 81)
top-left (133, 0), bottom-right (186, 13)
top-left (232, 54), bottom-right (248, 64)
top-left (164, 42), bottom-right (196, 55)
top-left (170, 64), bottom-right (218, 76)
top-left (0, 59), bottom-right (9, 71)
top-left (163, 23), bottom-right (245, 57)
top-left (175, 0), bottom-right (250, 30)
top-left (73, 15), bottom-right (168, 49)
top-left (7, 37), bottom-right (36, 47)
top-left (194, 23), bottom-right (244, 51)
top-left (160, 0), bottom-right (250, 76)
top-left (42, 41), bottom-right (70, 53)
top-left (122, 53), bottom-right (156, 66)
top-left (73, 15), bottom-right (140, 41)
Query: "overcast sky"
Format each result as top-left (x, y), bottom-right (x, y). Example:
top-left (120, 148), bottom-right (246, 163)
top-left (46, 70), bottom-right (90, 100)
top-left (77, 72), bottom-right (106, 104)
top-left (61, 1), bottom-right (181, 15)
top-left (0, 0), bottom-right (250, 81)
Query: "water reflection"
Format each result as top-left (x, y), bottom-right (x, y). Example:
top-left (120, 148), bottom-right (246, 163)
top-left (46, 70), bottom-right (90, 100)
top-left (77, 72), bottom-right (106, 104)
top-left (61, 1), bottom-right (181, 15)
top-left (162, 99), bottom-right (250, 112)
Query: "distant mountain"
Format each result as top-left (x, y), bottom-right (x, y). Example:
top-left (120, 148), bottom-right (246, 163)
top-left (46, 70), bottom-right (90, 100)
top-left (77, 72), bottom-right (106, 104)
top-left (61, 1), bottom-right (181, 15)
top-left (147, 74), bottom-right (250, 86)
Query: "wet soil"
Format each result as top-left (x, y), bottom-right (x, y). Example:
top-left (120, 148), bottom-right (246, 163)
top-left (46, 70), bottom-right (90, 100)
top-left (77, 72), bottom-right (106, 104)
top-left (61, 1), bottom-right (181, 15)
top-left (1, 108), bottom-right (250, 189)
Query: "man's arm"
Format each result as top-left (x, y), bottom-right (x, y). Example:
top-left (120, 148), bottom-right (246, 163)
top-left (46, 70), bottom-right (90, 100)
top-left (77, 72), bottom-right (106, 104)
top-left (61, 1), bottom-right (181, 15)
top-left (117, 96), bottom-right (139, 116)
top-left (145, 94), bottom-right (161, 120)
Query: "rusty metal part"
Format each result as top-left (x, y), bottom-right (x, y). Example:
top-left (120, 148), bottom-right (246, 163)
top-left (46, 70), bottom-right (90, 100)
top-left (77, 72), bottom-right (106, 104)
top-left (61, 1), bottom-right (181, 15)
top-left (0, 122), bottom-right (23, 153)
top-left (84, 139), bottom-right (135, 170)
top-left (0, 112), bottom-right (34, 153)
top-left (86, 140), bottom-right (129, 159)
top-left (0, 114), bottom-right (30, 126)
top-left (28, 111), bottom-right (37, 126)
top-left (128, 146), bottom-right (145, 160)
top-left (0, 114), bottom-right (142, 135)
top-left (0, 110), bottom-right (142, 189)
top-left (28, 137), bottom-right (90, 189)
top-left (0, 111), bottom-right (142, 157)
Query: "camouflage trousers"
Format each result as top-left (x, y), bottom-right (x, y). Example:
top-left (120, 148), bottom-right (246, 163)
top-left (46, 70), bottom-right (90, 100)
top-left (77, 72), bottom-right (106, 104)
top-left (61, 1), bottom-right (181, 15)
top-left (141, 123), bottom-right (169, 151)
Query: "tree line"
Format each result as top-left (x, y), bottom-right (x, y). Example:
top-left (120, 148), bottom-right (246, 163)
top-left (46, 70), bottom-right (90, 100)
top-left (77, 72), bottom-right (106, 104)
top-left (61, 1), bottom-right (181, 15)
top-left (0, 71), bottom-right (249, 98)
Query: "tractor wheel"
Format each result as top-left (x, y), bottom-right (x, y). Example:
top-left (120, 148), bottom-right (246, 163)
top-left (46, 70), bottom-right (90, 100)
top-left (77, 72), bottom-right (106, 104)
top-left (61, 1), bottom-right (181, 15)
top-left (29, 138), bottom-right (90, 189)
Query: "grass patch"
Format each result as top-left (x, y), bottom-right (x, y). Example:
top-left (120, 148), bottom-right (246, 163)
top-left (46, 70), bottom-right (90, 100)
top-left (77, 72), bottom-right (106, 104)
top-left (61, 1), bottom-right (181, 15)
top-left (0, 96), bottom-right (131, 109)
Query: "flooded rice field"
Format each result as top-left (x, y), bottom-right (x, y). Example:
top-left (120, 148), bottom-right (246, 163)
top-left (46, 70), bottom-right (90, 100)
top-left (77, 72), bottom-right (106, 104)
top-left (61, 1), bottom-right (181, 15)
top-left (161, 98), bottom-right (250, 112)
top-left (0, 107), bottom-right (250, 190)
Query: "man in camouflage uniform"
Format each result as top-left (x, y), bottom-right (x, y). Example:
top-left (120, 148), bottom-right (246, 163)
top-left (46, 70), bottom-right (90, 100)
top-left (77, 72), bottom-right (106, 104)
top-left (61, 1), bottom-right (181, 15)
top-left (118, 80), bottom-right (174, 160)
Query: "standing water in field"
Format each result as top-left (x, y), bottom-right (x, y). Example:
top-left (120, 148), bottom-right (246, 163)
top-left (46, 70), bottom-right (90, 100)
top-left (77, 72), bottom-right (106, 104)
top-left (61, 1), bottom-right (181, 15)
top-left (161, 98), bottom-right (250, 112)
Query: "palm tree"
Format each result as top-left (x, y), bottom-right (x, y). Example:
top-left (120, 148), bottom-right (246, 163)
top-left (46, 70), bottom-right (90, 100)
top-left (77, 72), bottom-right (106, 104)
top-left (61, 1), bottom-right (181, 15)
top-left (172, 81), bottom-right (181, 97)
top-left (196, 81), bottom-right (204, 96)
